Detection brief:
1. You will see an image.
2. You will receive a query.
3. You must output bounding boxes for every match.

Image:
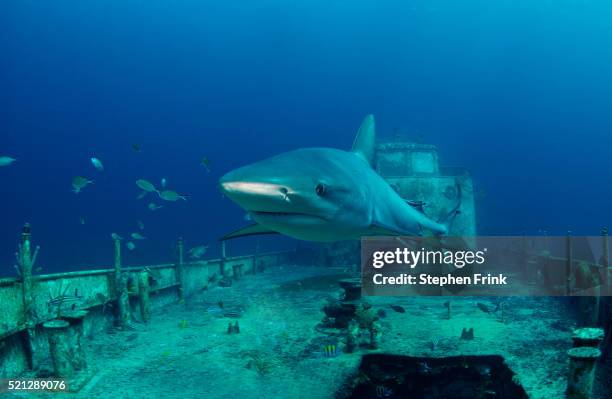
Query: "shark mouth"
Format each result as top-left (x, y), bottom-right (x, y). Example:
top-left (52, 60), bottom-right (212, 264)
top-left (252, 211), bottom-right (327, 220)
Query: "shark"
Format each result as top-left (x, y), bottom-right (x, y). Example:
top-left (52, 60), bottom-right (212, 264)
top-left (219, 115), bottom-right (461, 242)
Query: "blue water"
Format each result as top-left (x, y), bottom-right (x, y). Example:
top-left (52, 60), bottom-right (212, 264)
top-left (1, 0), bottom-right (611, 272)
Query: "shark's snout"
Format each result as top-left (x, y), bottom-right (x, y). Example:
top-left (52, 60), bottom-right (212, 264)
top-left (220, 180), bottom-right (282, 195)
top-left (219, 171), bottom-right (293, 213)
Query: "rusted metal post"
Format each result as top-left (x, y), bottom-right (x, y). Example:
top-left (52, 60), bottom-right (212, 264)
top-left (566, 232), bottom-right (573, 296)
top-left (20, 224), bottom-right (33, 308)
top-left (571, 328), bottom-right (605, 348)
top-left (176, 237), bottom-right (184, 300)
top-left (220, 241), bottom-right (227, 277)
top-left (113, 237), bottom-right (121, 277)
top-left (113, 238), bottom-right (130, 327)
top-left (566, 347), bottom-right (601, 399)
top-left (61, 310), bottom-right (89, 371)
top-left (19, 223), bottom-right (37, 370)
top-left (43, 320), bottom-right (74, 378)
top-left (601, 228), bottom-right (611, 355)
top-left (138, 272), bottom-right (151, 322)
top-left (252, 239), bottom-right (260, 275)
top-left (232, 264), bottom-right (243, 280)
top-left (602, 228), bottom-right (609, 294)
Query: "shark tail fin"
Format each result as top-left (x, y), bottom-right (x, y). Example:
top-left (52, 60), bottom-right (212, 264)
top-left (351, 114), bottom-right (376, 166)
top-left (437, 182), bottom-right (462, 235)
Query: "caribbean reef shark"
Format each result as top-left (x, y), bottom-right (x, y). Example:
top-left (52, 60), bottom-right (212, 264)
top-left (219, 115), bottom-right (460, 242)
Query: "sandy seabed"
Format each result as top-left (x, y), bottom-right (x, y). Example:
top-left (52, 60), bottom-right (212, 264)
top-left (13, 265), bottom-right (611, 399)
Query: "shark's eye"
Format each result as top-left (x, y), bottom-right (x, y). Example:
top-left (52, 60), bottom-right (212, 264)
top-left (315, 183), bottom-right (326, 196)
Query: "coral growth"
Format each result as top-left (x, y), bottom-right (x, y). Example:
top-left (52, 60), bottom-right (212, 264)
top-left (354, 305), bottom-right (378, 329)
top-left (14, 242), bottom-right (40, 278)
top-left (242, 350), bottom-right (275, 376)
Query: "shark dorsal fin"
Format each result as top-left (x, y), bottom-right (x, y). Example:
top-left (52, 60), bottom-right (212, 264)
top-left (351, 114), bottom-right (376, 166)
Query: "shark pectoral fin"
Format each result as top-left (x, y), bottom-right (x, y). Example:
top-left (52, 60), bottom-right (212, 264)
top-left (351, 114), bottom-right (376, 166)
top-left (220, 224), bottom-right (279, 241)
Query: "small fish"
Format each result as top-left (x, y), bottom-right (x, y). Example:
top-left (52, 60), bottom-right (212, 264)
top-left (136, 191), bottom-right (148, 200)
top-left (205, 306), bottom-right (224, 316)
top-left (476, 302), bottom-right (491, 313)
top-left (476, 302), bottom-right (498, 313)
top-left (188, 245), bottom-right (209, 259)
top-left (0, 156), bottom-right (17, 167)
top-left (476, 364), bottom-right (491, 377)
top-left (417, 361), bottom-right (432, 374)
top-left (148, 202), bottom-right (163, 211)
top-left (136, 179), bottom-right (158, 193)
top-left (158, 190), bottom-right (188, 202)
top-left (131, 232), bottom-right (146, 240)
top-left (160, 177), bottom-right (167, 189)
top-left (200, 157), bottom-right (210, 172)
top-left (137, 220), bottom-right (145, 230)
top-left (111, 233), bottom-right (123, 240)
top-left (90, 157), bottom-right (104, 172)
top-left (323, 344), bottom-right (338, 357)
top-left (126, 241), bottom-right (136, 251)
top-left (376, 385), bottom-right (393, 398)
top-left (72, 176), bottom-right (94, 193)
top-left (390, 305), bottom-right (406, 313)
top-left (132, 143), bottom-right (141, 152)
top-left (48, 293), bottom-right (83, 307)
top-left (79, 217), bottom-right (86, 225)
